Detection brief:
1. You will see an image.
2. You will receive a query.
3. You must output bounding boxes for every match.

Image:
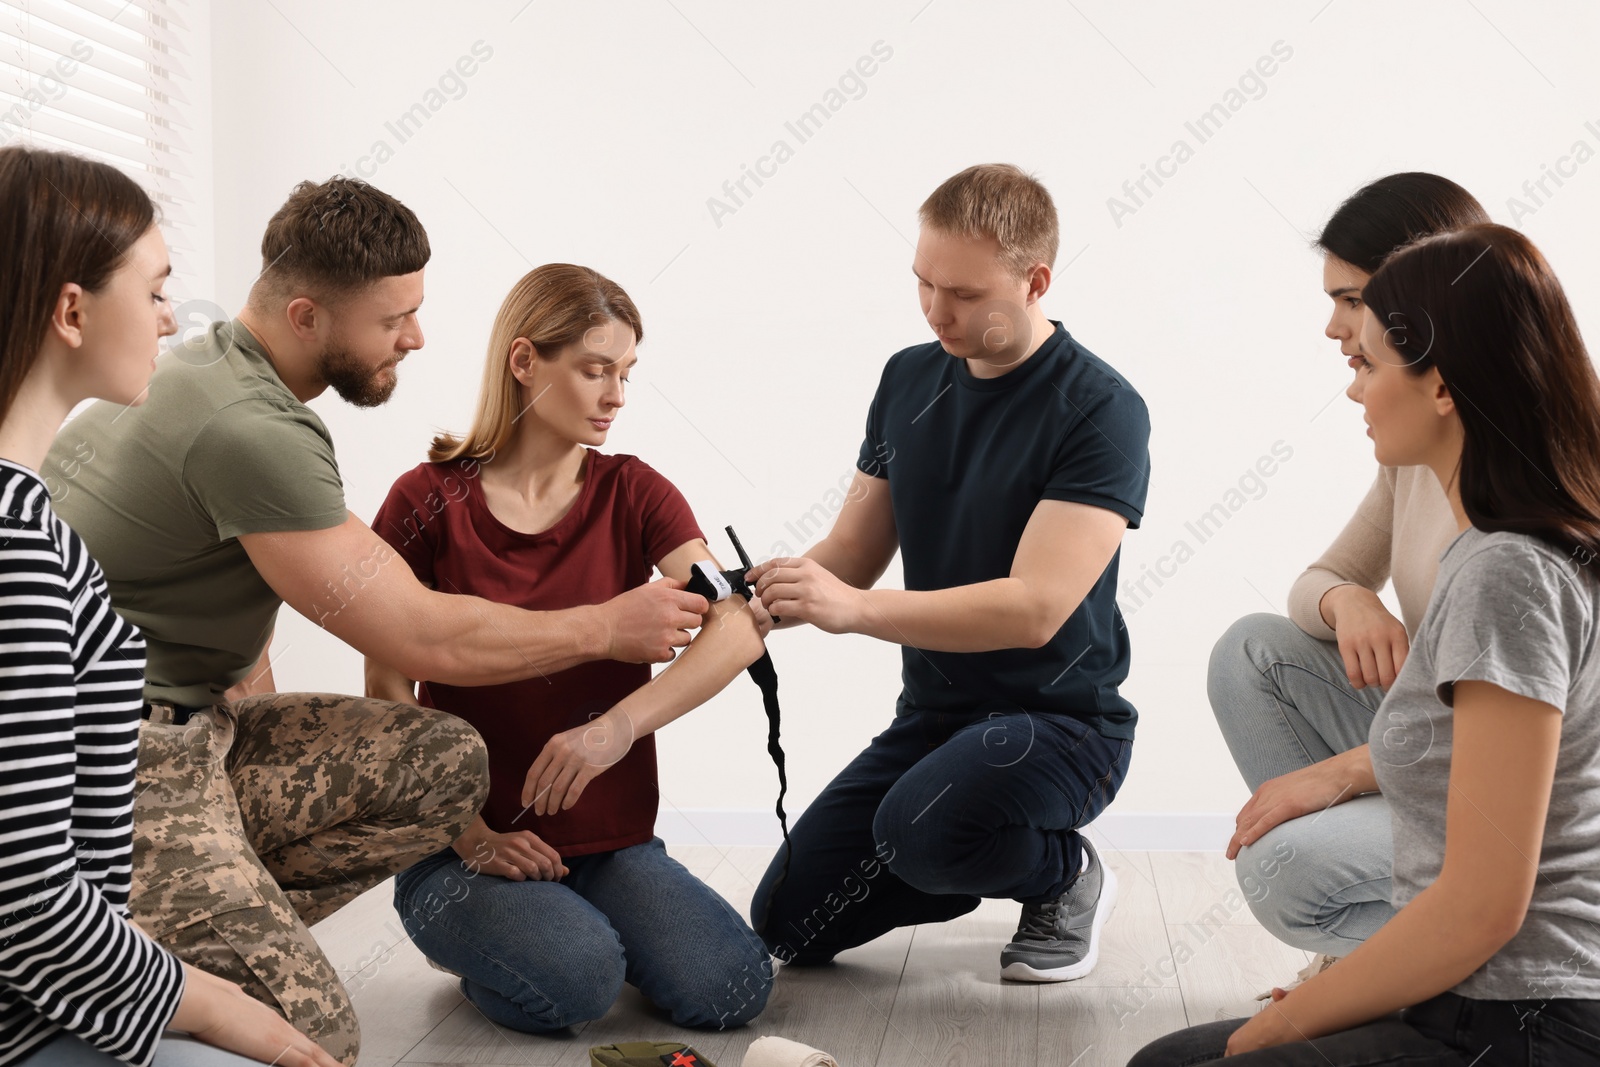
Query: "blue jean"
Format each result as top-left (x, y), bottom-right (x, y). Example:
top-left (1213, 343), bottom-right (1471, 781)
top-left (1208, 613), bottom-right (1395, 956)
top-left (751, 706), bottom-right (1131, 963)
top-left (1129, 990), bottom-right (1600, 1065)
top-left (17, 1032), bottom-right (257, 1067)
top-left (393, 837), bottom-right (771, 1033)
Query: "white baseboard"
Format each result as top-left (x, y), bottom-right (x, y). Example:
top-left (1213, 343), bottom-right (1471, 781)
top-left (656, 807), bottom-right (1234, 852)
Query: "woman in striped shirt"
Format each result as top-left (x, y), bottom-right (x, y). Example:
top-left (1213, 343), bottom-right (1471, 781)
top-left (0, 147), bottom-right (339, 1067)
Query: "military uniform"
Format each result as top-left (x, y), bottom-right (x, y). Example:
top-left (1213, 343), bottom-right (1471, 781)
top-left (132, 697), bottom-right (486, 1062)
top-left (46, 320), bottom-right (491, 1064)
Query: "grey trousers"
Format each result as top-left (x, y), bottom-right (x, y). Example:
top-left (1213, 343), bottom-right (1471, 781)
top-left (1207, 612), bottom-right (1396, 956)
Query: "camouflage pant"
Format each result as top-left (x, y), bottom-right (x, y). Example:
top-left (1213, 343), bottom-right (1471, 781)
top-left (131, 693), bottom-right (489, 1065)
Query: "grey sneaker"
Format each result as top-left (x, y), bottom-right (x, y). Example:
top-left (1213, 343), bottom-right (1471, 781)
top-left (999, 838), bottom-right (1118, 982)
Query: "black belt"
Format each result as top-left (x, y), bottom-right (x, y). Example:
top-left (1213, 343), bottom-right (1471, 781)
top-left (686, 527), bottom-right (793, 938)
top-left (140, 701), bottom-right (212, 726)
top-left (745, 648), bottom-right (791, 938)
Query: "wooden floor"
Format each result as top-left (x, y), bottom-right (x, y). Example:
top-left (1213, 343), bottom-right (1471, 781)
top-left (310, 839), bottom-right (1311, 1067)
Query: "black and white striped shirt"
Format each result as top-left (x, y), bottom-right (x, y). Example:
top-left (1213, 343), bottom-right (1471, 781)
top-left (0, 460), bottom-right (184, 1066)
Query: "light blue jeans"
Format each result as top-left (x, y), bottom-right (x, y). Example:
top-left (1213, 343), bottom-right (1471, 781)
top-left (18, 1032), bottom-right (257, 1067)
top-left (1208, 612), bottom-right (1396, 957)
top-left (394, 836), bottom-right (771, 1033)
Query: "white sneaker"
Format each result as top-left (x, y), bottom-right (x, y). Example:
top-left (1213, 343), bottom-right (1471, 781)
top-left (1214, 952), bottom-right (1338, 1021)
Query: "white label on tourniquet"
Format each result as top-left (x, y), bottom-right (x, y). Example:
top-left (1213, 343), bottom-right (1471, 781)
top-left (693, 560), bottom-right (734, 601)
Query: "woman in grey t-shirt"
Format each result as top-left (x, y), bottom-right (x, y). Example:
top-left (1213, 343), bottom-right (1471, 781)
top-left (1209, 175), bottom-right (1485, 999)
top-left (1136, 224), bottom-right (1600, 1064)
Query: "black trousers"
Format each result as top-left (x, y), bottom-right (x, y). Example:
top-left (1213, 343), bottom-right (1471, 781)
top-left (749, 706), bottom-right (1130, 964)
top-left (1129, 991), bottom-right (1600, 1066)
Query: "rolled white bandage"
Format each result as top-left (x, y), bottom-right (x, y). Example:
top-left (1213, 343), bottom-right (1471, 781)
top-left (740, 1036), bottom-right (838, 1067)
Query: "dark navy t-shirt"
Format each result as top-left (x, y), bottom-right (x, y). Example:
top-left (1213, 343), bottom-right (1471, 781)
top-left (855, 323), bottom-right (1150, 740)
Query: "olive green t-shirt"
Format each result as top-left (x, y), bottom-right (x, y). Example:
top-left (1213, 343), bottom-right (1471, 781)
top-left (47, 319), bottom-right (347, 705)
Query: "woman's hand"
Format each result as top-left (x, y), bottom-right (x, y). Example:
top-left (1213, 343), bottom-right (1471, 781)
top-left (522, 709), bottom-right (634, 816)
top-left (1322, 584), bottom-right (1410, 689)
top-left (169, 963), bottom-right (342, 1067)
top-left (747, 557), bottom-right (861, 634)
top-left (1224, 996), bottom-right (1301, 1055)
top-left (1227, 755), bottom-right (1361, 860)
top-left (452, 814), bottom-right (567, 881)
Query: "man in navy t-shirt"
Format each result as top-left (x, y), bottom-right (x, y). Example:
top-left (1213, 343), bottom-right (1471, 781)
top-left (748, 163), bottom-right (1151, 981)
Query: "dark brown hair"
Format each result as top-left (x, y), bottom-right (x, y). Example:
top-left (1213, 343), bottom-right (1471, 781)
top-left (255, 177), bottom-right (430, 304)
top-left (0, 145), bottom-right (157, 423)
top-left (430, 264), bottom-right (643, 463)
top-left (919, 164), bottom-right (1059, 277)
top-left (1363, 223), bottom-right (1600, 561)
top-left (1316, 172), bottom-right (1488, 275)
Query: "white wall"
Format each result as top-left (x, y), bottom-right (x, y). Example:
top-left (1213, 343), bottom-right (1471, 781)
top-left (202, 0), bottom-right (1600, 845)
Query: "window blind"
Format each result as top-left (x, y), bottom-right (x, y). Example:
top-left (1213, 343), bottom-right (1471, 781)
top-left (0, 0), bottom-right (197, 282)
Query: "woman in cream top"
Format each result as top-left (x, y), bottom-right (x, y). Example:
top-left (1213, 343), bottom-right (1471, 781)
top-left (1206, 173), bottom-right (1488, 991)
top-left (1288, 464), bottom-right (1460, 644)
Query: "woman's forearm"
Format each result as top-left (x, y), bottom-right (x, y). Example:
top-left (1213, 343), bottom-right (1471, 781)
top-left (1319, 583), bottom-right (1386, 631)
top-left (1267, 879), bottom-right (1508, 1040)
top-left (606, 596), bottom-right (766, 738)
top-left (1260, 684), bottom-right (1560, 1047)
top-left (1331, 743), bottom-right (1379, 796)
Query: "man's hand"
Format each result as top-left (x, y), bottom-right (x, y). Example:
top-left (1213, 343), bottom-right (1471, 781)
top-left (522, 709), bottom-right (635, 816)
top-left (598, 577), bottom-right (709, 663)
top-left (244, 515), bottom-right (709, 685)
top-left (746, 593), bottom-right (775, 638)
top-left (747, 557), bottom-right (861, 634)
top-left (1322, 584), bottom-right (1410, 689)
top-left (452, 815), bottom-right (567, 881)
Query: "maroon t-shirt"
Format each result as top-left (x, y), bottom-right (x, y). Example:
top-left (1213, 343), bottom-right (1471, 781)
top-left (370, 451), bottom-right (704, 856)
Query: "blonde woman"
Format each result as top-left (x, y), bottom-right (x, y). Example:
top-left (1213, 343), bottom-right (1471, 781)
top-left (365, 264), bottom-right (772, 1034)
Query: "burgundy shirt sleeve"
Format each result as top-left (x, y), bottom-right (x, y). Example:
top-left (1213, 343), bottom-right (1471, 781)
top-left (625, 459), bottom-right (706, 568)
top-left (371, 463), bottom-right (440, 586)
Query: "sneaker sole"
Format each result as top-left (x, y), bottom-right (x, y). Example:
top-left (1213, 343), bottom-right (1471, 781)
top-left (999, 861), bottom-right (1119, 983)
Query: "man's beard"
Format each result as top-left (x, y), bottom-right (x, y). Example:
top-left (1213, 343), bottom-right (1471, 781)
top-left (316, 346), bottom-right (398, 408)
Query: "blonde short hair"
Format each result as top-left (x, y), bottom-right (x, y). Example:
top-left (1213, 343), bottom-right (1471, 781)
top-left (918, 163), bottom-right (1059, 278)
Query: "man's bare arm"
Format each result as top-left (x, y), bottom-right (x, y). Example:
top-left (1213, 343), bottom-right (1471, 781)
top-left (754, 499), bottom-right (1128, 652)
top-left (802, 471), bottom-right (898, 589)
top-left (366, 539), bottom-right (764, 746)
top-left (242, 513), bottom-right (709, 686)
